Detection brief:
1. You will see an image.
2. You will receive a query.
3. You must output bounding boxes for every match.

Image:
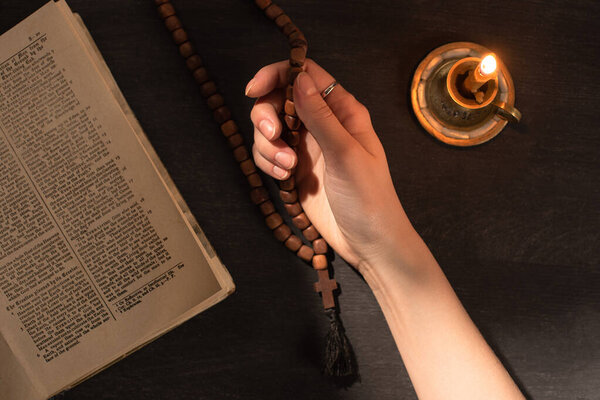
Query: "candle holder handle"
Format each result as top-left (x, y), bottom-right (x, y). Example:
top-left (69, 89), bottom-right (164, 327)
top-left (492, 100), bottom-right (522, 124)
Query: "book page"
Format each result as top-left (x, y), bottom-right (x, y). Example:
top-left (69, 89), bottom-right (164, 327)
top-left (0, 1), bottom-right (234, 398)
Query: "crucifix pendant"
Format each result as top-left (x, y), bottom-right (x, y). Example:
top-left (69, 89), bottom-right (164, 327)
top-left (314, 269), bottom-right (338, 309)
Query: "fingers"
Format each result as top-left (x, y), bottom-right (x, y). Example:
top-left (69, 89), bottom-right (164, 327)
top-left (245, 60), bottom-right (289, 98)
top-left (293, 72), bottom-right (359, 161)
top-left (252, 132), bottom-right (296, 180)
top-left (250, 89), bottom-right (284, 141)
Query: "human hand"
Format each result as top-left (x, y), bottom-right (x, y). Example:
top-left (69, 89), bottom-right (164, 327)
top-left (246, 59), bottom-right (416, 271)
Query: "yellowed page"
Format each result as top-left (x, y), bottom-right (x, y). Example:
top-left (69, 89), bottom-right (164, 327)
top-left (0, 1), bottom-right (234, 398)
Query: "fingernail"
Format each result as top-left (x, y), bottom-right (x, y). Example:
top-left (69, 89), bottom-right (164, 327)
top-left (296, 72), bottom-right (317, 96)
top-left (273, 165), bottom-right (288, 179)
top-left (245, 78), bottom-right (256, 96)
top-left (275, 152), bottom-right (294, 169)
top-left (259, 119), bottom-right (275, 139)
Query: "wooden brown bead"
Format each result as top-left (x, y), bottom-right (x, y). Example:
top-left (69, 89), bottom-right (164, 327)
top-left (265, 213), bottom-right (283, 230)
top-left (214, 106), bottom-right (232, 124)
top-left (240, 159), bottom-right (256, 176)
top-left (199, 81), bottom-right (217, 97)
top-left (292, 212), bottom-right (310, 230)
top-left (284, 115), bottom-right (300, 130)
top-left (285, 84), bottom-right (294, 100)
top-left (232, 145), bottom-right (249, 162)
top-left (259, 200), bottom-right (275, 216)
top-left (284, 201), bottom-right (302, 217)
top-left (285, 130), bottom-right (300, 147)
top-left (247, 172), bottom-right (263, 188)
top-left (284, 99), bottom-right (296, 116)
top-left (220, 120), bottom-right (238, 137)
top-left (290, 46), bottom-right (307, 67)
top-left (264, 4), bottom-right (284, 20)
top-left (254, 0), bottom-right (272, 10)
top-left (302, 225), bottom-right (320, 241)
top-left (288, 31), bottom-right (307, 47)
top-left (279, 176), bottom-right (295, 191)
top-left (165, 16), bottom-right (182, 32)
top-left (172, 28), bottom-right (188, 45)
top-left (275, 14), bottom-right (292, 29)
top-left (227, 133), bottom-right (244, 149)
top-left (158, 3), bottom-right (176, 19)
top-left (179, 42), bottom-right (195, 58)
top-left (155, 0), bottom-right (170, 6)
top-left (312, 238), bottom-right (328, 254)
top-left (186, 55), bottom-right (203, 71)
top-left (250, 187), bottom-right (269, 205)
top-left (193, 67), bottom-right (209, 84)
top-left (207, 94), bottom-right (225, 110)
top-left (273, 224), bottom-right (292, 242)
top-left (282, 23), bottom-right (298, 37)
top-left (287, 67), bottom-right (303, 84)
top-left (279, 189), bottom-right (298, 203)
top-left (312, 254), bottom-right (328, 270)
top-left (297, 245), bottom-right (314, 262)
top-left (285, 235), bottom-right (302, 252)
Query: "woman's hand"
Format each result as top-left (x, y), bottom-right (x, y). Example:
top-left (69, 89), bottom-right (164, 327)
top-left (246, 59), bottom-right (416, 271)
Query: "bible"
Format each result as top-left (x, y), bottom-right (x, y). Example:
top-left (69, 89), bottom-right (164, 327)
top-left (0, 1), bottom-right (235, 399)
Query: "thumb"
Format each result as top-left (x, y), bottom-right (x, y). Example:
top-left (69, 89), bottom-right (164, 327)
top-left (294, 72), bottom-right (356, 159)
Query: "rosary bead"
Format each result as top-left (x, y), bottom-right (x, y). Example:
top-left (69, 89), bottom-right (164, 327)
top-left (297, 245), bottom-right (314, 262)
top-left (254, 0), bottom-right (272, 10)
top-left (178, 41), bottom-right (195, 58)
top-left (240, 159), bottom-right (257, 176)
top-left (292, 212), bottom-right (310, 230)
top-left (290, 46), bottom-right (306, 67)
top-left (265, 212), bottom-right (284, 229)
top-left (172, 29), bottom-right (189, 46)
top-left (259, 200), bottom-right (275, 216)
top-left (247, 172), bottom-right (263, 188)
top-left (250, 187), bottom-right (269, 205)
top-left (279, 176), bottom-right (295, 191)
top-left (284, 201), bottom-right (302, 217)
top-left (281, 23), bottom-right (298, 37)
top-left (273, 223), bottom-right (292, 242)
top-left (207, 94), bottom-right (225, 110)
top-left (155, 0), bottom-right (170, 6)
top-left (312, 238), bottom-right (328, 254)
top-left (302, 225), bottom-right (320, 241)
top-left (199, 81), bottom-right (217, 97)
top-left (193, 67), bottom-right (209, 84)
top-left (264, 4), bottom-right (284, 20)
top-left (285, 130), bottom-right (300, 147)
top-left (186, 55), bottom-right (203, 71)
top-left (279, 189), bottom-right (298, 203)
top-left (157, 3), bottom-right (176, 19)
top-left (288, 31), bottom-right (307, 48)
top-left (214, 106), bottom-right (232, 124)
top-left (287, 67), bottom-right (303, 84)
top-left (284, 115), bottom-right (300, 130)
top-left (227, 133), bottom-right (244, 149)
top-left (232, 145), bottom-right (249, 162)
top-left (285, 84), bottom-right (294, 100)
top-left (275, 14), bottom-right (292, 29)
top-left (284, 99), bottom-right (296, 116)
top-left (312, 254), bottom-right (328, 270)
top-left (285, 235), bottom-right (303, 252)
top-left (165, 16), bottom-right (182, 32)
top-left (220, 120), bottom-right (238, 137)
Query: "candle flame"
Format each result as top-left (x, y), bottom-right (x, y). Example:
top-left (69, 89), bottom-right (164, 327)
top-left (479, 55), bottom-right (497, 76)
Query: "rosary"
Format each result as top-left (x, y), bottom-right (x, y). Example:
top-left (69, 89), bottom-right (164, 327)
top-left (154, 0), bottom-right (358, 380)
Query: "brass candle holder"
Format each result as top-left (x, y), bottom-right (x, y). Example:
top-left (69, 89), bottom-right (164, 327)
top-left (411, 42), bottom-right (521, 146)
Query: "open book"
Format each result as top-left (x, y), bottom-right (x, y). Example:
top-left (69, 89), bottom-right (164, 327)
top-left (0, 1), bottom-right (235, 398)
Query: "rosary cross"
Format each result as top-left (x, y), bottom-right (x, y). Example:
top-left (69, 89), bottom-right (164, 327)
top-left (314, 269), bottom-right (338, 309)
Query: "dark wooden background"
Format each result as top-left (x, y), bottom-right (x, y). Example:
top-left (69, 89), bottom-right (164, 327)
top-left (2, 1), bottom-right (599, 399)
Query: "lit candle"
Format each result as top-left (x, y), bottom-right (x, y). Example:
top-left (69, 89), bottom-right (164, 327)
top-left (463, 54), bottom-right (497, 95)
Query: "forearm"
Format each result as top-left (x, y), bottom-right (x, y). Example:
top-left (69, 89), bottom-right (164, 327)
top-left (359, 226), bottom-right (524, 400)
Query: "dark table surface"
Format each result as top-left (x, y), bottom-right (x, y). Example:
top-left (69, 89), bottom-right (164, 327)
top-left (2, 1), bottom-right (599, 399)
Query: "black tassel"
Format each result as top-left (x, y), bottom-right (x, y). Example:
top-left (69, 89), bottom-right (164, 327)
top-left (323, 308), bottom-right (359, 383)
